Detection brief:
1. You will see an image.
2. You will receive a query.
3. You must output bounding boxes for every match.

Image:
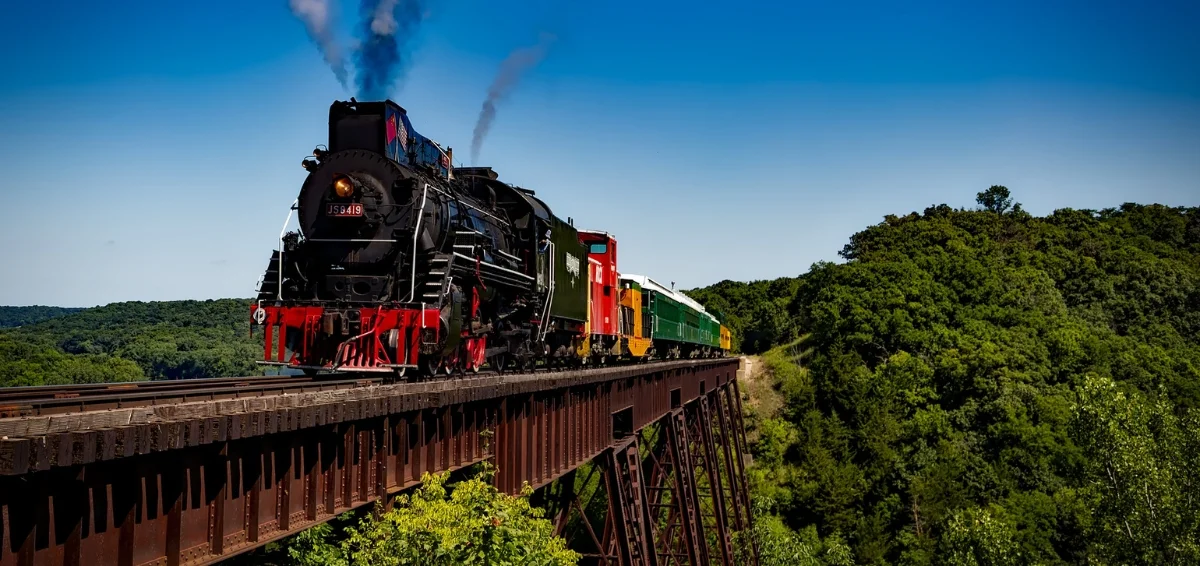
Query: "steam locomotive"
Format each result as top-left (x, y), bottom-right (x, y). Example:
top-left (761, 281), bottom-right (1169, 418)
top-left (251, 99), bottom-right (729, 377)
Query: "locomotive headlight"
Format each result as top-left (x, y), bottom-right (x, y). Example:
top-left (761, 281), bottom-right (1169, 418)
top-left (333, 176), bottom-right (355, 198)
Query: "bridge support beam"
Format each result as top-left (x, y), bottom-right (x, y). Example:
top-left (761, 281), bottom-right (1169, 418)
top-left (545, 379), bottom-right (758, 566)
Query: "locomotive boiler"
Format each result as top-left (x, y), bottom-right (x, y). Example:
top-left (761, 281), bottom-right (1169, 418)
top-left (252, 99), bottom-right (588, 376)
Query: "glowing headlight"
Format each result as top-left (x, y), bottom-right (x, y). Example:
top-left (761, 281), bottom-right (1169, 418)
top-left (333, 176), bottom-right (354, 198)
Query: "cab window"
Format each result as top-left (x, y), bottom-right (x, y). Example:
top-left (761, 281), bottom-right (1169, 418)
top-left (589, 243), bottom-right (607, 254)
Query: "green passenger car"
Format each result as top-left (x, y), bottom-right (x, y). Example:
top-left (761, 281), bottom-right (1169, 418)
top-left (622, 274), bottom-right (722, 354)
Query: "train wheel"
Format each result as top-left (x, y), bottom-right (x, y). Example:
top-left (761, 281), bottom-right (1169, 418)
top-left (421, 355), bottom-right (444, 378)
top-left (489, 352), bottom-right (508, 374)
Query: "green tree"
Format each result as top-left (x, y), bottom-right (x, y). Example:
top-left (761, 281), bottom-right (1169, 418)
top-left (938, 506), bottom-right (1022, 566)
top-left (1071, 375), bottom-right (1200, 565)
top-left (287, 469), bottom-right (580, 566)
top-left (976, 185), bottom-right (1014, 214)
top-left (742, 497), bottom-right (857, 566)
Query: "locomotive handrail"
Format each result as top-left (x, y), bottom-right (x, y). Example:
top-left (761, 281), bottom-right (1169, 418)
top-left (450, 252), bottom-right (534, 281)
top-left (495, 248), bottom-right (523, 264)
top-left (307, 238), bottom-right (401, 242)
top-left (538, 241), bottom-right (556, 342)
top-left (407, 183), bottom-right (430, 302)
top-left (425, 183), bottom-right (510, 226)
top-left (277, 198), bottom-right (299, 300)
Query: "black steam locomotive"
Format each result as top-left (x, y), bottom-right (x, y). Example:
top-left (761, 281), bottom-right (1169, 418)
top-left (252, 99), bottom-right (589, 376)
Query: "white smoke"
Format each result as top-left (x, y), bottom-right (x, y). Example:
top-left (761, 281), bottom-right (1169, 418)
top-left (289, 0), bottom-right (349, 88)
top-left (370, 0), bottom-right (400, 34)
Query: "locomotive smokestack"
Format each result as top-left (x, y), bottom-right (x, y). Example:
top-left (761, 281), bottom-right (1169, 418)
top-left (355, 0), bottom-right (427, 100)
top-left (470, 32), bottom-right (555, 165)
top-left (288, 0), bottom-right (349, 88)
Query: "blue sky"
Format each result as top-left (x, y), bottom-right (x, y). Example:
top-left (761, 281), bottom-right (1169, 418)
top-left (1, 0), bottom-right (1197, 307)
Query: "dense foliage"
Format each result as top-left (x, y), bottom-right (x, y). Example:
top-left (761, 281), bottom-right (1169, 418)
top-left (693, 192), bottom-right (1200, 565)
top-left (683, 277), bottom-right (799, 353)
top-left (0, 306), bottom-right (87, 328)
top-left (287, 470), bottom-right (580, 566)
top-left (0, 298), bottom-right (262, 385)
top-left (0, 334), bottom-right (145, 387)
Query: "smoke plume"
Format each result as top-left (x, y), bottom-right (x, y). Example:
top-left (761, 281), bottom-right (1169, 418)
top-left (288, 0), bottom-right (349, 88)
top-left (470, 33), bottom-right (556, 165)
top-left (355, 0), bottom-right (425, 100)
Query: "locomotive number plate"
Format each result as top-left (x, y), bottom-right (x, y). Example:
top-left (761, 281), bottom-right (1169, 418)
top-left (326, 203), bottom-right (364, 217)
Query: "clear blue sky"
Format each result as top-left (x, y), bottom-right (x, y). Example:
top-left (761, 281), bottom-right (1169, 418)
top-left (1, 0), bottom-right (1197, 307)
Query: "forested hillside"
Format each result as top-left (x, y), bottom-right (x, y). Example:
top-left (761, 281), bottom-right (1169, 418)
top-left (0, 299), bottom-right (261, 386)
top-left (0, 306), bottom-right (88, 328)
top-left (689, 189), bottom-right (1200, 565)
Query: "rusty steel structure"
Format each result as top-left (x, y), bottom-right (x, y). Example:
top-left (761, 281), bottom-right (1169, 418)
top-left (0, 358), bottom-right (755, 566)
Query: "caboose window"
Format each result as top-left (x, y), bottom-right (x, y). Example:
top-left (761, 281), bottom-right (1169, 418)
top-left (589, 243), bottom-right (607, 254)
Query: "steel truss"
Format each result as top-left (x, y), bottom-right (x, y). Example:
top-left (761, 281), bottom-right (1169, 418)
top-left (544, 381), bottom-right (759, 566)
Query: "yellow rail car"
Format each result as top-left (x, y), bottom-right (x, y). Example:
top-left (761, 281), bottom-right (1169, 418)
top-left (619, 279), bottom-right (653, 357)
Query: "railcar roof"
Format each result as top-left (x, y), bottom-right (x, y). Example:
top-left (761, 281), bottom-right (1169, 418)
top-left (619, 273), bottom-right (719, 324)
top-left (577, 229), bottom-right (615, 239)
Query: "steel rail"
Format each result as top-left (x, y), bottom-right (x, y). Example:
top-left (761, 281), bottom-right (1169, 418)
top-left (0, 376), bottom-right (383, 418)
top-left (0, 358), bottom-right (729, 418)
top-left (0, 374), bottom-right (320, 401)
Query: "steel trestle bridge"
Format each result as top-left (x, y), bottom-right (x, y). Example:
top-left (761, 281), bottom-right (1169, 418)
top-left (0, 358), bottom-right (757, 566)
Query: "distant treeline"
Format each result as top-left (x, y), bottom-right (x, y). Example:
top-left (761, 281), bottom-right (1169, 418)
top-left (0, 299), bottom-right (262, 387)
top-left (0, 306), bottom-right (88, 328)
top-left (684, 192), bottom-right (1200, 565)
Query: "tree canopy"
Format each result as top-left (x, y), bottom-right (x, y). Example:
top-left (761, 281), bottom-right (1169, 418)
top-left (0, 298), bottom-right (262, 386)
top-left (0, 306), bottom-right (87, 328)
top-left (287, 470), bottom-right (580, 566)
top-left (975, 185), bottom-right (1016, 215)
top-left (691, 199), bottom-right (1200, 565)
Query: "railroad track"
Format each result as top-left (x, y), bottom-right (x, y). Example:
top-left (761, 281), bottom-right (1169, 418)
top-left (0, 374), bottom-right (386, 418)
top-left (0, 356), bottom-right (725, 419)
